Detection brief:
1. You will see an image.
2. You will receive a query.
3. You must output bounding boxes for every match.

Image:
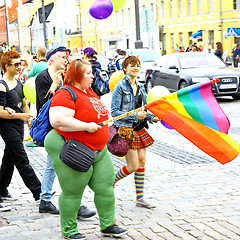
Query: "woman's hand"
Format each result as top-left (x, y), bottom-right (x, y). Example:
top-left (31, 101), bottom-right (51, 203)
top-left (5, 107), bottom-right (16, 117)
top-left (153, 116), bottom-right (161, 122)
top-left (20, 113), bottom-right (34, 122)
top-left (137, 111), bottom-right (147, 120)
top-left (86, 122), bottom-right (102, 133)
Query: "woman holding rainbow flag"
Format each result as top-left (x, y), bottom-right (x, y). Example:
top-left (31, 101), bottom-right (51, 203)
top-left (111, 55), bottom-right (159, 208)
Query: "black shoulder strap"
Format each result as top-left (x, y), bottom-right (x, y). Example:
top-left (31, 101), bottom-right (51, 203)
top-left (60, 86), bottom-right (77, 102)
top-left (0, 79), bottom-right (9, 92)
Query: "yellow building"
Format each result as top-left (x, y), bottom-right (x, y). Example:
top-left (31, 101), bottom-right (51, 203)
top-left (65, 0), bottom-right (240, 56)
top-left (16, 0), bottom-right (240, 56)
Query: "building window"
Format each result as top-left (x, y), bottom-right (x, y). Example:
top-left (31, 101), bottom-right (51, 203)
top-left (121, 9), bottom-right (124, 26)
top-left (209, 30), bottom-right (214, 47)
top-left (209, 0), bottom-right (213, 13)
top-left (188, 31), bottom-right (193, 46)
top-left (161, 0), bottom-right (165, 19)
top-left (179, 0), bottom-right (182, 17)
top-left (170, 1), bottom-right (173, 18)
top-left (162, 33), bottom-right (166, 55)
top-left (179, 32), bottom-right (183, 47)
top-left (171, 33), bottom-right (174, 49)
top-left (127, 8), bottom-right (131, 25)
top-left (115, 11), bottom-right (119, 26)
top-left (198, 0), bottom-right (202, 14)
top-left (233, 0), bottom-right (240, 10)
top-left (188, 0), bottom-right (191, 16)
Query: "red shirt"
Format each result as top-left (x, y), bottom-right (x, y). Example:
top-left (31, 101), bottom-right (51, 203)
top-left (51, 85), bottom-right (110, 151)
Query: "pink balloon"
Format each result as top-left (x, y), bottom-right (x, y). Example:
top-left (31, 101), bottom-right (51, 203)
top-left (161, 120), bottom-right (174, 130)
top-left (89, 0), bottom-right (113, 20)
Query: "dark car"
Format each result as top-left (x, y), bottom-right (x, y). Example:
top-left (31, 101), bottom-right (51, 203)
top-left (144, 52), bottom-right (240, 100)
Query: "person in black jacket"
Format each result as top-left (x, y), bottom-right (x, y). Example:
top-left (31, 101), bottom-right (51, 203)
top-left (82, 47), bottom-right (103, 95)
top-left (0, 50), bottom-right (41, 211)
top-left (214, 42), bottom-right (223, 60)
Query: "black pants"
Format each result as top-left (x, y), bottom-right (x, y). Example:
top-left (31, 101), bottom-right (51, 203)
top-left (233, 57), bottom-right (239, 67)
top-left (0, 121), bottom-right (41, 200)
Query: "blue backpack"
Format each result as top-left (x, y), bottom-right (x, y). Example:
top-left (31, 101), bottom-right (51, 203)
top-left (92, 68), bottom-right (110, 96)
top-left (30, 86), bottom-right (77, 146)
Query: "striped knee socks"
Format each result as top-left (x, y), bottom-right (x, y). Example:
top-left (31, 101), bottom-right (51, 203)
top-left (134, 168), bottom-right (145, 201)
top-left (113, 166), bottom-right (130, 187)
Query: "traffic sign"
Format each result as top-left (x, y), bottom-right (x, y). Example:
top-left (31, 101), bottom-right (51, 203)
top-left (227, 27), bottom-right (237, 36)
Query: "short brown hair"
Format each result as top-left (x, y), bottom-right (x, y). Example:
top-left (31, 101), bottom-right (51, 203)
top-left (1, 50), bottom-right (20, 72)
top-left (122, 55), bottom-right (141, 73)
top-left (64, 59), bottom-right (91, 85)
top-left (37, 46), bottom-right (47, 58)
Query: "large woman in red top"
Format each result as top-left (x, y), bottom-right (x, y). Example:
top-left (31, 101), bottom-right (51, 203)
top-left (44, 59), bottom-right (127, 239)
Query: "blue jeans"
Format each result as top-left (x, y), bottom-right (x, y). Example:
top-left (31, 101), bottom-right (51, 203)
top-left (40, 154), bottom-right (56, 202)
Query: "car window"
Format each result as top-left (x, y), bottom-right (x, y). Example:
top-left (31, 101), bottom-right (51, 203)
top-left (166, 56), bottom-right (179, 69)
top-left (179, 54), bottom-right (226, 69)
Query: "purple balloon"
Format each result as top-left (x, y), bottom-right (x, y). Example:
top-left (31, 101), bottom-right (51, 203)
top-left (161, 120), bottom-right (174, 130)
top-left (89, 0), bottom-right (113, 20)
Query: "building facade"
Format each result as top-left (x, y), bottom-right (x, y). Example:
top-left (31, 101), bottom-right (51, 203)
top-left (1, 0), bottom-right (240, 55)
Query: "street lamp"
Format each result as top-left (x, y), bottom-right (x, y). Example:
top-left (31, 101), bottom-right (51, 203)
top-left (42, 0), bottom-right (48, 48)
top-left (134, 0), bottom-right (143, 49)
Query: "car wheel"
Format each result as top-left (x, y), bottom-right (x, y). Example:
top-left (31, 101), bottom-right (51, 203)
top-left (179, 81), bottom-right (187, 89)
top-left (146, 79), bottom-right (153, 93)
top-left (232, 94), bottom-right (240, 100)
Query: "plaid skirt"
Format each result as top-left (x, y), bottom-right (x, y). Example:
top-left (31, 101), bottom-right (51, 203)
top-left (130, 128), bottom-right (154, 149)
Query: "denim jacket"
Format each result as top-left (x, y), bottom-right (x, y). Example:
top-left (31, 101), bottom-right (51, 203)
top-left (111, 76), bottom-right (152, 128)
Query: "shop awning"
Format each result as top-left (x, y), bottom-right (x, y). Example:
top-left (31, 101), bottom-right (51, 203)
top-left (189, 31), bottom-right (203, 40)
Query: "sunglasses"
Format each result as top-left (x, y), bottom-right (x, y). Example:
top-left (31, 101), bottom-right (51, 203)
top-left (9, 62), bottom-right (21, 68)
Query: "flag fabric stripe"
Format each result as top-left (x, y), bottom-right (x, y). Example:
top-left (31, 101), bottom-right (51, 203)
top-left (177, 86), bottom-right (206, 125)
top-left (199, 83), bottom-right (230, 133)
top-left (188, 84), bottom-right (219, 131)
top-left (164, 82), bottom-right (230, 134)
top-left (145, 100), bottom-right (239, 164)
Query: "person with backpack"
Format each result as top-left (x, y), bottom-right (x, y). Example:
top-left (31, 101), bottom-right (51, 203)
top-left (35, 45), bottom-right (96, 218)
top-left (0, 50), bottom-right (41, 211)
top-left (44, 58), bottom-right (128, 239)
top-left (82, 47), bottom-right (110, 96)
top-left (115, 50), bottom-right (126, 71)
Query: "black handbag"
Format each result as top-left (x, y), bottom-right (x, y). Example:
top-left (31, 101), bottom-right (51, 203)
top-left (60, 139), bottom-right (99, 172)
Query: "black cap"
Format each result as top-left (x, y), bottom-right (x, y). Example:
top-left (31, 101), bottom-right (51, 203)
top-left (46, 45), bottom-right (71, 61)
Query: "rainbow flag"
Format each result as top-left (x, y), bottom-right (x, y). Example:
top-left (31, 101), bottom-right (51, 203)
top-left (145, 81), bottom-right (239, 164)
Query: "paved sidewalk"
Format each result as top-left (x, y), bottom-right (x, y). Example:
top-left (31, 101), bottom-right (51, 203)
top-left (0, 96), bottom-right (240, 240)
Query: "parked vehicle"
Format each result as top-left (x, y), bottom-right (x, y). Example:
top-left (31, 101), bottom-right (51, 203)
top-left (145, 52), bottom-right (240, 100)
top-left (126, 49), bottom-right (161, 83)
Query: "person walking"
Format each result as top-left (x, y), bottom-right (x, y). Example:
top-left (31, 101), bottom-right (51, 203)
top-left (0, 50), bottom-right (41, 210)
top-left (111, 55), bottom-right (159, 208)
top-left (232, 44), bottom-right (240, 67)
top-left (2, 42), bottom-right (10, 53)
top-left (44, 58), bottom-right (128, 239)
top-left (27, 46), bottom-right (48, 78)
top-left (35, 45), bottom-right (96, 218)
top-left (214, 42), bottom-right (223, 60)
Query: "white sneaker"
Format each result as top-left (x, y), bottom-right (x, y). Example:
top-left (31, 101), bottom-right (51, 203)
top-left (136, 199), bottom-right (156, 209)
top-left (0, 203), bottom-right (11, 212)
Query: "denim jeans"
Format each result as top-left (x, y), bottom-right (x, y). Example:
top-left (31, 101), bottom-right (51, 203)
top-left (40, 154), bottom-right (56, 202)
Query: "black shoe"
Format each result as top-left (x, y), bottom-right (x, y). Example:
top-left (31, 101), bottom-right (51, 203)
top-left (39, 200), bottom-right (59, 214)
top-left (64, 233), bottom-right (86, 239)
top-left (0, 202), bottom-right (11, 212)
top-left (77, 205), bottom-right (96, 219)
top-left (101, 224), bottom-right (128, 237)
top-left (0, 189), bottom-right (17, 201)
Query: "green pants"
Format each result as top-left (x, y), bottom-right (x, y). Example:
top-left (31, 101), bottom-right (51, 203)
top-left (44, 129), bottom-right (115, 237)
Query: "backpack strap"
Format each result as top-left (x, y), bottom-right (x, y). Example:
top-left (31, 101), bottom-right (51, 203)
top-left (60, 86), bottom-right (77, 102)
top-left (0, 79), bottom-right (9, 92)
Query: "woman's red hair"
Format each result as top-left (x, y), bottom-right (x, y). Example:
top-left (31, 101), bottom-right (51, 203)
top-left (64, 59), bottom-right (91, 85)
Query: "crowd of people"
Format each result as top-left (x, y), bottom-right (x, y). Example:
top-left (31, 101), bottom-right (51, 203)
top-left (0, 39), bottom-right (239, 238)
top-left (0, 45), bottom-right (159, 239)
top-left (172, 42), bottom-right (225, 60)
